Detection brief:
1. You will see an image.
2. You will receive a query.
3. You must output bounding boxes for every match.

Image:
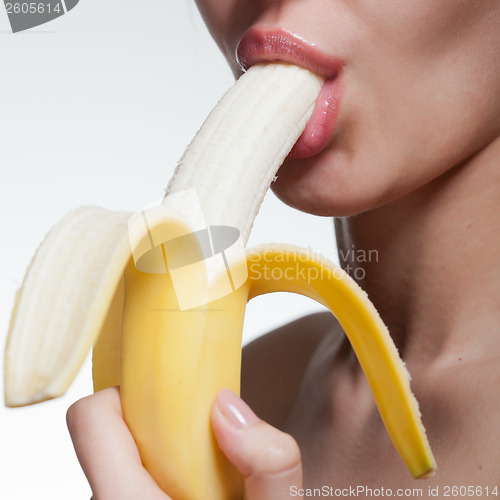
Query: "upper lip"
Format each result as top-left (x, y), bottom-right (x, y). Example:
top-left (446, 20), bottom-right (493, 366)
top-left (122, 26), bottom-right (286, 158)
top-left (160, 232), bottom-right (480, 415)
top-left (236, 27), bottom-right (343, 78)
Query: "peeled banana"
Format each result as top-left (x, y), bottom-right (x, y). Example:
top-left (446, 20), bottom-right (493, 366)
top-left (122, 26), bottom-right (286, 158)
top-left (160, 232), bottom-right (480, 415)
top-left (4, 62), bottom-right (436, 500)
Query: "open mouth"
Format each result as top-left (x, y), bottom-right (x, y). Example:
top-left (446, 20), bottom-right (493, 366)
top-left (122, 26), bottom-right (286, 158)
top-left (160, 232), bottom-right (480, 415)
top-left (236, 27), bottom-right (344, 160)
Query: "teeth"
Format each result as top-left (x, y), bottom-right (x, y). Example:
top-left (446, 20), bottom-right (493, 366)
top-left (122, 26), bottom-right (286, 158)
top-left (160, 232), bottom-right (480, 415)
top-left (4, 61), bottom-right (435, 499)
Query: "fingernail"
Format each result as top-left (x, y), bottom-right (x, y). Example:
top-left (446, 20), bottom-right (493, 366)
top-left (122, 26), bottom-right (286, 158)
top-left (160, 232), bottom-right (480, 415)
top-left (216, 388), bottom-right (260, 428)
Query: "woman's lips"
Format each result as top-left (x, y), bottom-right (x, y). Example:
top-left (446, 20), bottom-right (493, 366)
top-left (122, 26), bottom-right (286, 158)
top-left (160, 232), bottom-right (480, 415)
top-left (288, 76), bottom-right (343, 160)
top-left (236, 27), bottom-right (342, 77)
top-left (237, 27), bottom-right (344, 160)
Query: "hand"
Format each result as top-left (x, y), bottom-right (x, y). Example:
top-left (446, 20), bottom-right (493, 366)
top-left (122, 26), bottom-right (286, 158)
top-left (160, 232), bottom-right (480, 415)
top-left (66, 387), bottom-right (303, 500)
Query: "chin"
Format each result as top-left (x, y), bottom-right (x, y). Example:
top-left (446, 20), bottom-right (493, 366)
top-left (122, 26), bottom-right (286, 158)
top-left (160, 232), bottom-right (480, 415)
top-left (271, 154), bottom-right (393, 218)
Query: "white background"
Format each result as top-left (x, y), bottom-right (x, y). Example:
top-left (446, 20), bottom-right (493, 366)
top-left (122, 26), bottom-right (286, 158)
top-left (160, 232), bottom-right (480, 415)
top-left (0, 2), bottom-right (337, 498)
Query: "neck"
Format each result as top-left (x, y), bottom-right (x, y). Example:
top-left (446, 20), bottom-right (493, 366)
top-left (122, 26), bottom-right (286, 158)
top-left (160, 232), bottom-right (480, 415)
top-left (335, 137), bottom-right (500, 368)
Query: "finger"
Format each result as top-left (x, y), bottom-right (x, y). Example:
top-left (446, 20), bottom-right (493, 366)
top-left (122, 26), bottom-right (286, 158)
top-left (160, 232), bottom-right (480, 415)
top-left (211, 388), bottom-right (303, 499)
top-left (66, 387), bottom-right (170, 500)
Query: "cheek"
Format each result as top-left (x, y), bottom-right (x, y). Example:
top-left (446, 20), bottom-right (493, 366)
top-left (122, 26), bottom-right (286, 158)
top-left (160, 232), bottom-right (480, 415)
top-left (351, 0), bottom-right (500, 157)
top-left (272, 2), bottom-right (500, 217)
top-left (355, 0), bottom-right (490, 55)
top-left (272, 66), bottom-right (500, 218)
top-left (196, 0), bottom-right (500, 216)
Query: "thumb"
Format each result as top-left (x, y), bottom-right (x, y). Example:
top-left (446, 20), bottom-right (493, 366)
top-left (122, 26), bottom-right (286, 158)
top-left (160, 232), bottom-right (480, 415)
top-left (211, 389), bottom-right (303, 499)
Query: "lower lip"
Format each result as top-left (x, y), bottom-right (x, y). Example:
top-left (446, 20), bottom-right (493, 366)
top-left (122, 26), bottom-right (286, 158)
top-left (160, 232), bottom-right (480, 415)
top-left (288, 76), bottom-right (343, 160)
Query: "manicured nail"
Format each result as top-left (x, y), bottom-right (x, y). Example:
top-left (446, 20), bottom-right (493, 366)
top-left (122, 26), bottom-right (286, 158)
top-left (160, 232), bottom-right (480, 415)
top-left (216, 388), bottom-right (260, 428)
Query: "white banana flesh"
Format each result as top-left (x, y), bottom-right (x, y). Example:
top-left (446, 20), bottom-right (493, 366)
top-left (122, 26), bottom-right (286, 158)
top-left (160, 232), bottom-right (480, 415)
top-left (4, 61), bottom-right (435, 499)
top-left (165, 63), bottom-right (323, 242)
top-left (4, 63), bottom-right (321, 407)
top-left (4, 207), bottom-right (131, 406)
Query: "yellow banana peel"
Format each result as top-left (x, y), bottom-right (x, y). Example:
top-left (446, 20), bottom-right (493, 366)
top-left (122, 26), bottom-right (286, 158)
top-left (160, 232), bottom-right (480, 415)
top-left (92, 229), bottom-right (435, 500)
top-left (4, 62), bottom-right (436, 500)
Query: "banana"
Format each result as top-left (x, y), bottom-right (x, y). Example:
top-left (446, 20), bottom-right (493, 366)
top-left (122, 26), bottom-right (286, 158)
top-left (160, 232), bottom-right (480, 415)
top-left (4, 62), bottom-right (436, 500)
top-left (246, 245), bottom-right (436, 480)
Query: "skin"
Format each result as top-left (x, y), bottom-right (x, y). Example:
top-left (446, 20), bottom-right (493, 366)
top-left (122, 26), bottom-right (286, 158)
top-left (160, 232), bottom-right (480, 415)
top-left (67, 1), bottom-right (500, 498)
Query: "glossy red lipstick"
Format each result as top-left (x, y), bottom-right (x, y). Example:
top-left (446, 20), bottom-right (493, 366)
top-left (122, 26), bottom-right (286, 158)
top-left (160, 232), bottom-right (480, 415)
top-left (289, 76), bottom-right (343, 159)
top-left (237, 28), bottom-right (344, 160)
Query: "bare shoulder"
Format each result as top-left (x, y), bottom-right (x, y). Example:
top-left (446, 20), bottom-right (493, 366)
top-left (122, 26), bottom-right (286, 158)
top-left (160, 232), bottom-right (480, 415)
top-left (241, 311), bottom-right (341, 429)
